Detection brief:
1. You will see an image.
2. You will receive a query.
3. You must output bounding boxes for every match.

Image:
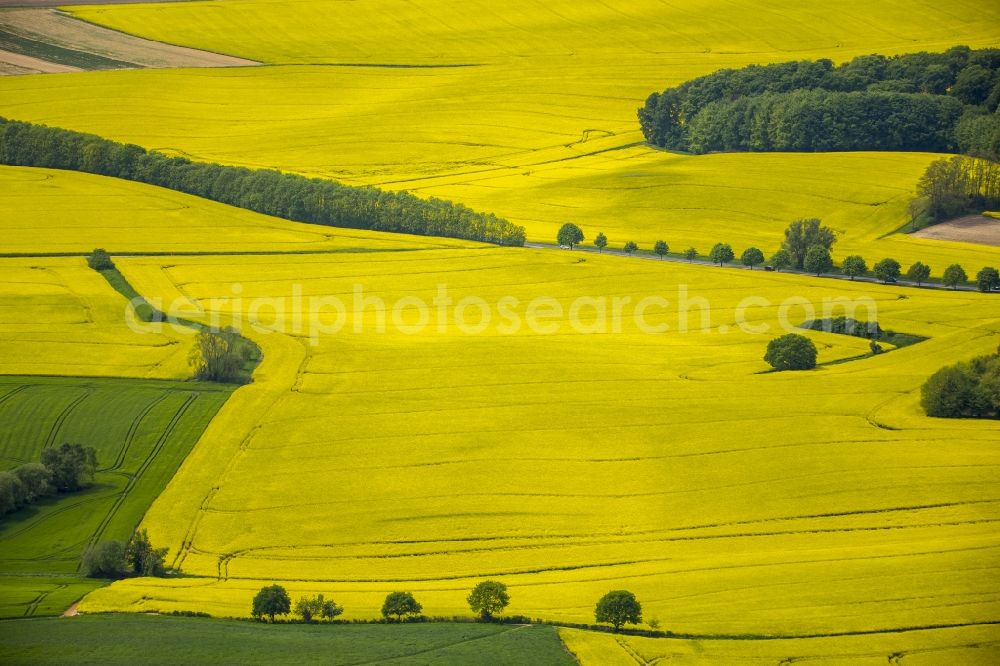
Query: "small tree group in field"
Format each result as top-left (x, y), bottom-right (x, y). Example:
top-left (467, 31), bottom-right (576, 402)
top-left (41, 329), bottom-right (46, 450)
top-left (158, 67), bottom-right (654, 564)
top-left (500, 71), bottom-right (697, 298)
top-left (683, 247), bottom-right (698, 262)
top-left (189, 327), bottom-right (255, 384)
top-left (595, 590), bottom-right (643, 632)
top-left (654, 240), bottom-right (669, 259)
top-left (623, 240), bottom-right (639, 255)
top-left (467, 580), bottom-right (510, 621)
top-left (82, 528), bottom-right (169, 579)
top-left (921, 344), bottom-right (1000, 419)
top-left (557, 222), bottom-right (584, 249)
top-left (296, 593), bottom-right (343, 623)
top-left (764, 334), bottom-right (818, 371)
top-left (86, 248), bottom-right (115, 271)
top-left (381, 591), bottom-right (423, 622)
top-left (0, 443), bottom-right (97, 519)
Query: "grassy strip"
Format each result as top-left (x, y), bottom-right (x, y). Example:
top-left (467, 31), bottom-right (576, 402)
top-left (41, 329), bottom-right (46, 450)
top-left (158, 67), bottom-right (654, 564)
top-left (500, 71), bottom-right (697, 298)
top-left (0, 615), bottom-right (575, 665)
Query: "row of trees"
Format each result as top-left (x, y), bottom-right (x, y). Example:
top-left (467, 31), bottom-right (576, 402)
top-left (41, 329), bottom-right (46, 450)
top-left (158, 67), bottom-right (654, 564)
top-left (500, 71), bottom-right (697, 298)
top-left (922, 345), bottom-right (1000, 419)
top-left (0, 117), bottom-right (526, 246)
top-left (0, 443), bottom-right (97, 518)
top-left (638, 46), bottom-right (1000, 156)
top-left (81, 529), bottom-right (169, 578)
top-left (561, 219), bottom-right (999, 290)
top-left (251, 581), bottom-right (646, 631)
top-left (913, 155), bottom-right (1000, 223)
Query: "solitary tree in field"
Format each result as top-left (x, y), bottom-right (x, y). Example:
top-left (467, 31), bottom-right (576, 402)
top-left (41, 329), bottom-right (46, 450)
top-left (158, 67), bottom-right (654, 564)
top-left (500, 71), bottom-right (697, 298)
top-left (595, 590), bottom-right (642, 631)
top-left (782, 218), bottom-right (836, 269)
top-left (252, 585), bottom-right (291, 622)
top-left (943, 263), bottom-right (968, 289)
top-left (841, 255), bottom-right (867, 280)
top-left (557, 223), bottom-right (585, 249)
top-left (803, 245), bottom-right (833, 276)
top-left (467, 580), bottom-right (509, 620)
top-left (382, 591), bottom-right (423, 622)
top-left (683, 247), bottom-right (698, 262)
top-left (654, 240), bottom-right (669, 259)
top-left (764, 334), bottom-right (818, 371)
top-left (769, 248), bottom-right (793, 271)
top-left (623, 241), bottom-right (639, 255)
top-left (873, 258), bottom-right (902, 283)
top-left (594, 232), bottom-right (608, 253)
top-left (709, 242), bottom-right (734, 266)
top-left (906, 261), bottom-right (931, 286)
top-left (741, 247), bottom-right (764, 270)
top-left (977, 266), bottom-right (1000, 292)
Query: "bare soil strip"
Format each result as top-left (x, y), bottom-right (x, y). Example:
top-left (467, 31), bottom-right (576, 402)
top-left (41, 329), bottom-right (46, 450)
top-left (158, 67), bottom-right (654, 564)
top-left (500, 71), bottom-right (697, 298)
top-left (911, 214), bottom-right (1000, 247)
top-left (0, 1), bottom-right (194, 6)
top-left (0, 46), bottom-right (80, 73)
top-left (0, 8), bottom-right (258, 74)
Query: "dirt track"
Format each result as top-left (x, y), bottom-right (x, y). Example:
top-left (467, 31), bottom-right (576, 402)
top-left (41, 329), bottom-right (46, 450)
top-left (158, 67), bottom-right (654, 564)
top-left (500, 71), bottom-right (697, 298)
top-left (911, 214), bottom-right (1000, 247)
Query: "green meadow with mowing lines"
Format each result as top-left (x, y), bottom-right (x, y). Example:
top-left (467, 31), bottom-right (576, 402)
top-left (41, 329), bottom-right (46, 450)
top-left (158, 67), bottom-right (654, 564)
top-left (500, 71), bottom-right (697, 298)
top-left (0, 375), bottom-right (231, 618)
top-left (0, 614), bottom-right (575, 665)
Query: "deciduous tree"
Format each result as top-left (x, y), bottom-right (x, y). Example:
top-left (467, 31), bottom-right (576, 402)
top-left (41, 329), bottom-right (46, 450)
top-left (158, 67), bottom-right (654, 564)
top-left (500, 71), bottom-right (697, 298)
top-left (557, 223), bottom-right (584, 249)
top-left (382, 591), bottom-right (423, 622)
top-left (741, 247), bottom-right (764, 269)
top-left (764, 334), bottom-right (818, 371)
top-left (595, 590), bottom-right (642, 631)
top-left (943, 263), bottom-right (968, 289)
top-left (252, 585), bottom-right (291, 622)
top-left (467, 581), bottom-right (509, 620)
top-left (654, 240), bottom-right (669, 259)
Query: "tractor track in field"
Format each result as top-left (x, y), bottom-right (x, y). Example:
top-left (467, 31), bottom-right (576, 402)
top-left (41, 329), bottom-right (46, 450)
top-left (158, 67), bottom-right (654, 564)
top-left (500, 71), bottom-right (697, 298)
top-left (83, 392), bottom-right (197, 555)
top-left (104, 392), bottom-right (172, 472)
top-left (22, 583), bottom-right (66, 617)
top-left (41, 387), bottom-right (92, 450)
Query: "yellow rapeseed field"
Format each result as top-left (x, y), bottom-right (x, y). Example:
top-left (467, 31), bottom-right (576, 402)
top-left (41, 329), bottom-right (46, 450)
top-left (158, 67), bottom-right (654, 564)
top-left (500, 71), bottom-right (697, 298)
top-left (0, 1), bottom-right (996, 269)
top-left (77, 247), bottom-right (1000, 649)
top-left (0, 254), bottom-right (190, 379)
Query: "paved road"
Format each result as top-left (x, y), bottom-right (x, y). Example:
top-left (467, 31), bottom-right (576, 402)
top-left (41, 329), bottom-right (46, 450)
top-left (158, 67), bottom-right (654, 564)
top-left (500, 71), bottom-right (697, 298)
top-left (524, 242), bottom-right (991, 293)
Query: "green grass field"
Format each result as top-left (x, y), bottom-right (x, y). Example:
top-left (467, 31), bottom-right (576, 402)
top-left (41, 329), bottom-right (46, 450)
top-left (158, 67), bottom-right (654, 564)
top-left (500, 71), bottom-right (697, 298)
top-left (0, 376), bottom-right (232, 617)
top-left (0, 615), bottom-right (574, 665)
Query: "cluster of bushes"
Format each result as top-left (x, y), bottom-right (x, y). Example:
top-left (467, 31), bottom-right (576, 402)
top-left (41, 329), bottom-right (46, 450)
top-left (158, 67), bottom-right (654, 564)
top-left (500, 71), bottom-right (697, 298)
top-left (922, 345), bottom-right (1000, 419)
top-left (912, 155), bottom-right (1000, 224)
top-left (0, 117), bottom-right (526, 246)
top-left (251, 581), bottom-right (646, 632)
top-left (82, 528), bottom-right (169, 578)
top-left (639, 46), bottom-right (1000, 156)
top-left (188, 327), bottom-right (258, 384)
top-left (0, 443), bottom-right (97, 518)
